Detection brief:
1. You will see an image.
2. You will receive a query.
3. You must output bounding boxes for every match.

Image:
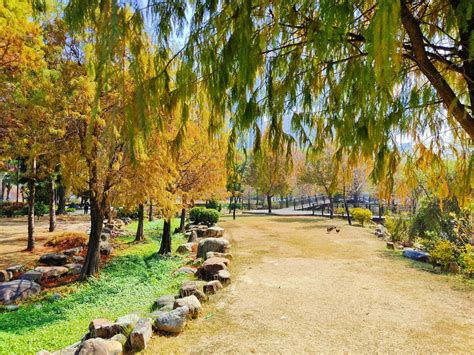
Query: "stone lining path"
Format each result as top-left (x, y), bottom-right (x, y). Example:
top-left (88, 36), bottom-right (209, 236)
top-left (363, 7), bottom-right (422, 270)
top-left (145, 215), bottom-right (473, 353)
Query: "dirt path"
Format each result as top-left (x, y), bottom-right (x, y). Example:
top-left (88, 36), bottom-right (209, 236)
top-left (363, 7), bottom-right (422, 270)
top-left (147, 215), bottom-right (473, 353)
top-left (0, 215), bottom-right (90, 269)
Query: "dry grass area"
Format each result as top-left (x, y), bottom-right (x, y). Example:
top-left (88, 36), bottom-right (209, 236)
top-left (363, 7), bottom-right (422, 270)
top-left (0, 215), bottom-right (90, 269)
top-left (146, 215), bottom-right (474, 353)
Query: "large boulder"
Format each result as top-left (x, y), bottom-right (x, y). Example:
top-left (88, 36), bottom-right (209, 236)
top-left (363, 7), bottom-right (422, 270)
top-left (0, 280), bottom-right (41, 304)
top-left (176, 243), bottom-right (196, 254)
top-left (39, 253), bottom-right (68, 266)
top-left (205, 226), bottom-right (224, 238)
top-left (130, 318), bottom-right (152, 352)
top-left (89, 318), bottom-right (113, 338)
top-left (35, 266), bottom-right (69, 279)
top-left (153, 294), bottom-right (176, 310)
top-left (187, 230), bottom-right (198, 243)
top-left (6, 264), bottom-right (24, 273)
top-left (154, 306), bottom-right (189, 333)
top-left (402, 248), bottom-right (429, 263)
top-left (197, 238), bottom-right (230, 259)
top-left (77, 338), bottom-right (122, 355)
top-left (173, 295), bottom-right (202, 319)
top-left (100, 243), bottom-right (114, 256)
top-left (196, 257), bottom-right (229, 281)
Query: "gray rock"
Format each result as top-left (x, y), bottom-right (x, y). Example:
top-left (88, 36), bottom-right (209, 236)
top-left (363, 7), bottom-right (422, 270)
top-left (39, 253), bottom-right (68, 266)
top-left (63, 247), bottom-right (83, 256)
top-left (203, 280), bottom-right (223, 295)
top-left (130, 318), bottom-right (152, 351)
top-left (0, 280), bottom-right (41, 304)
top-left (110, 334), bottom-right (127, 346)
top-left (197, 238), bottom-right (230, 259)
top-left (4, 304), bottom-right (20, 311)
top-left (153, 294), bottom-right (176, 310)
top-left (386, 242), bottom-right (395, 250)
top-left (206, 226), bottom-right (224, 238)
top-left (206, 251), bottom-right (233, 260)
top-left (0, 270), bottom-right (12, 282)
top-left (176, 243), bottom-right (196, 254)
top-left (174, 267), bottom-right (196, 276)
top-left (35, 266), bottom-right (69, 279)
top-left (19, 271), bottom-right (43, 282)
top-left (214, 269), bottom-right (231, 286)
top-left (65, 264), bottom-right (83, 275)
top-left (179, 284), bottom-right (207, 302)
top-left (154, 306), bottom-right (189, 333)
top-left (6, 264), bottom-right (24, 273)
top-left (187, 230), bottom-right (198, 243)
top-left (73, 255), bottom-right (85, 263)
top-left (196, 257), bottom-right (229, 281)
top-left (100, 244), bottom-right (114, 256)
top-left (89, 318), bottom-right (113, 338)
top-left (173, 295), bottom-right (202, 318)
top-left (77, 338), bottom-right (122, 355)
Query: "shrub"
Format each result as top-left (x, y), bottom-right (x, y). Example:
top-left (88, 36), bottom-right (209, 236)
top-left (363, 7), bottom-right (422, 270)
top-left (350, 208), bottom-right (372, 225)
top-left (458, 244), bottom-right (474, 277)
top-left (45, 232), bottom-right (88, 250)
top-left (384, 212), bottom-right (411, 242)
top-left (430, 240), bottom-right (457, 269)
top-left (35, 202), bottom-right (49, 217)
top-left (189, 207), bottom-right (219, 226)
top-left (228, 202), bottom-right (241, 210)
top-left (65, 207), bottom-right (76, 213)
top-left (207, 198), bottom-right (222, 212)
top-left (0, 202), bottom-right (27, 217)
top-left (334, 207), bottom-right (345, 215)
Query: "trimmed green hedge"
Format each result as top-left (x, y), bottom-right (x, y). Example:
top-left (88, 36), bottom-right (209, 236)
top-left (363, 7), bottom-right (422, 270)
top-left (189, 207), bottom-right (219, 226)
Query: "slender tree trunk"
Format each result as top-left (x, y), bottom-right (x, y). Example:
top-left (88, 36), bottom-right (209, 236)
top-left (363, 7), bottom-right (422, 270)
top-left (16, 159), bottom-right (20, 203)
top-left (179, 208), bottom-right (186, 232)
top-left (233, 201), bottom-right (236, 220)
top-left (56, 177), bottom-right (66, 215)
top-left (329, 196), bottom-right (334, 219)
top-left (343, 187), bottom-right (352, 225)
top-left (27, 178), bottom-right (35, 251)
top-left (48, 179), bottom-right (56, 232)
top-left (135, 203), bottom-right (144, 242)
top-left (228, 196), bottom-right (233, 213)
top-left (148, 201), bottom-right (154, 221)
top-left (267, 194), bottom-right (272, 214)
top-left (1, 178), bottom-right (4, 200)
top-left (80, 193), bottom-right (105, 279)
top-left (158, 218), bottom-right (172, 255)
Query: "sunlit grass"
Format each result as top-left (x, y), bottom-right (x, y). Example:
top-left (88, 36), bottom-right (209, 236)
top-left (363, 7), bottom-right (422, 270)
top-left (0, 219), bottom-right (187, 355)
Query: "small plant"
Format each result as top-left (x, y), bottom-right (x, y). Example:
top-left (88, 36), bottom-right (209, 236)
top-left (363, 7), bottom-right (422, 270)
top-left (65, 207), bottom-right (76, 213)
top-left (189, 207), bottom-right (219, 226)
top-left (430, 240), bottom-right (457, 270)
top-left (458, 244), bottom-right (474, 277)
top-left (350, 207), bottom-right (372, 225)
top-left (45, 232), bottom-right (88, 250)
top-left (228, 202), bottom-right (241, 210)
top-left (334, 207), bottom-right (345, 215)
top-left (384, 212), bottom-right (411, 242)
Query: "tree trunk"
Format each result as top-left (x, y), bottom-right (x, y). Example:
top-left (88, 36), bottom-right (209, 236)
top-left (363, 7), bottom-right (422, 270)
top-left (267, 195), bottom-right (272, 214)
top-left (228, 196), bottom-right (233, 213)
top-left (27, 178), bottom-right (35, 251)
top-left (48, 179), bottom-right (56, 232)
top-left (179, 208), bottom-right (186, 232)
top-left (343, 188), bottom-right (352, 225)
top-left (1, 178), bottom-right (4, 200)
top-left (80, 194), bottom-right (105, 279)
top-left (16, 160), bottom-right (20, 203)
top-left (233, 201), bottom-right (236, 220)
top-left (148, 201), bottom-right (154, 221)
top-left (158, 218), bottom-right (172, 255)
top-left (135, 203), bottom-right (145, 242)
top-left (329, 196), bottom-right (334, 219)
top-left (56, 177), bottom-right (66, 215)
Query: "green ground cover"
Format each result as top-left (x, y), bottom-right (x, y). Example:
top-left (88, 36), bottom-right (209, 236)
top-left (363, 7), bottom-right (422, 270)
top-left (0, 219), bottom-right (188, 355)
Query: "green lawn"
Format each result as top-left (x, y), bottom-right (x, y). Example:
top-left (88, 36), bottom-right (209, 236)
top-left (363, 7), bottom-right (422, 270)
top-left (0, 219), bottom-right (188, 355)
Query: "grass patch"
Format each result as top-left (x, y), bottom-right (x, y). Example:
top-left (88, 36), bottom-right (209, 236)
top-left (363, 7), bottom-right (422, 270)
top-left (0, 219), bottom-right (187, 355)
